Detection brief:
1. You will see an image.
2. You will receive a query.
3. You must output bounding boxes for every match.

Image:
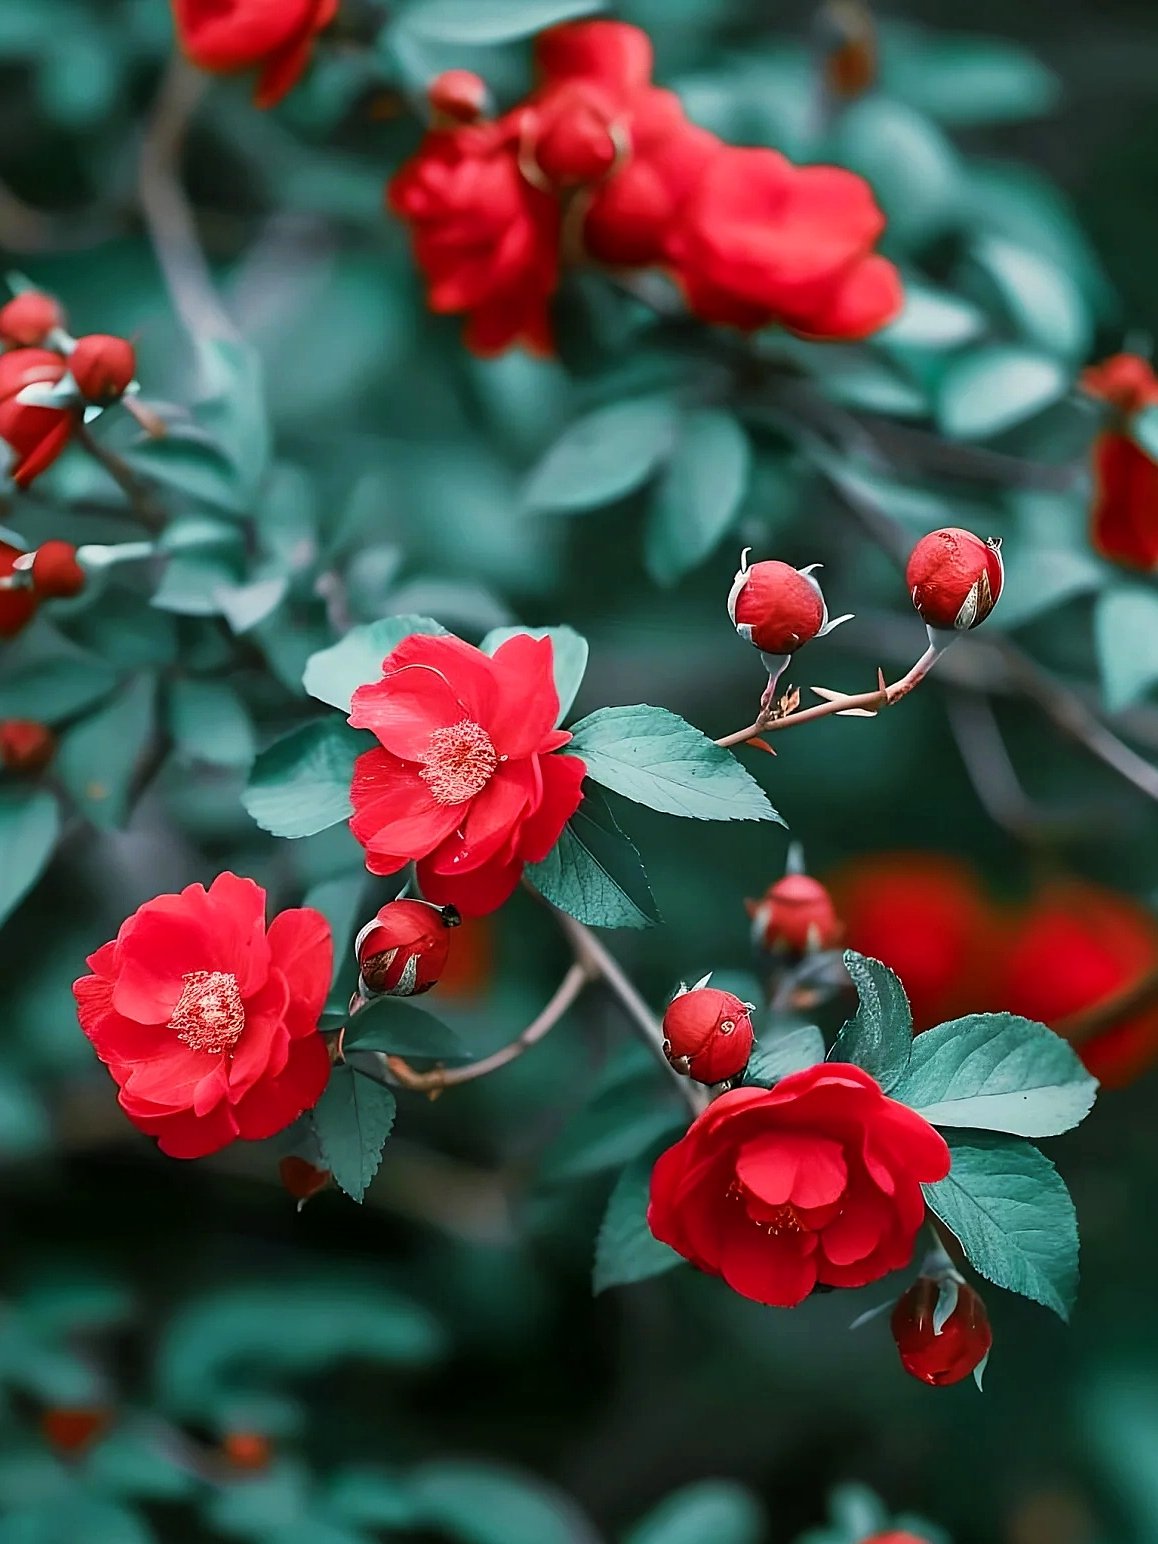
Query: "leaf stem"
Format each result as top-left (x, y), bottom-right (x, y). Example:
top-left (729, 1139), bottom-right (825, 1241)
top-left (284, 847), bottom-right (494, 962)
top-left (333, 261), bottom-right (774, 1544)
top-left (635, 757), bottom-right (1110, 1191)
top-left (75, 423), bottom-right (166, 533)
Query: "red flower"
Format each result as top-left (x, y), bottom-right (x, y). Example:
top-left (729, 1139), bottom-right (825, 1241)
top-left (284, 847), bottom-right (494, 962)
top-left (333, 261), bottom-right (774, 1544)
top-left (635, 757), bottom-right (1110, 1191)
top-left (69, 335), bottom-right (136, 405)
top-left (996, 881), bottom-right (1158, 1090)
top-left (0, 719), bottom-right (56, 774)
top-left (664, 145), bottom-right (903, 338)
top-left (663, 985), bottom-right (755, 1084)
top-left (0, 348), bottom-right (74, 487)
top-left (1082, 352), bottom-right (1158, 416)
top-left (31, 540), bottom-right (85, 598)
top-left (747, 873), bottom-right (842, 955)
top-left (906, 527), bottom-right (1004, 632)
top-left (0, 291), bottom-right (65, 349)
top-left (1088, 432), bottom-right (1158, 572)
top-left (172, 0), bottom-right (337, 108)
top-left (891, 1274), bottom-right (992, 1387)
top-left (73, 873), bottom-right (333, 1159)
top-left (357, 898), bottom-right (458, 997)
top-left (348, 633), bottom-right (586, 915)
top-left (388, 120), bottom-right (560, 356)
top-left (0, 542), bottom-right (37, 638)
top-left (648, 1063), bottom-right (950, 1307)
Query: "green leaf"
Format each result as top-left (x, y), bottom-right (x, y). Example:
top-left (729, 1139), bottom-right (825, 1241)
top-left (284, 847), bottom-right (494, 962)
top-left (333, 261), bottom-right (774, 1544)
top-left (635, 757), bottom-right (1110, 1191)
top-left (568, 706), bottom-right (779, 823)
top-left (127, 429), bottom-right (248, 518)
top-left (878, 281), bottom-right (985, 350)
top-left (479, 625), bottom-right (588, 722)
top-left (829, 952), bottom-right (912, 1089)
top-left (828, 97), bottom-right (960, 248)
top-left (936, 345), bottom-right (1069, 440)
top-left (644, 409), bottom-right (750, 587)
top-left (399, 0), bottom-right (603, 45)
top-left (192, 336), bottom-right (272, 507)
top-left (409, 1462), bottom-right (601, 1544)
top-left (167, 678), bottom-right (255, 769)
top-left (303, 873), bottom-right (367, 989)
top-left (745, 1023), bottom-right (825, 1087)
top-left (56, 675), bottom-right (156, 829)
top-left (303, 615), bottom-right (446, 711)
top-left (0, 784), bottom-right (59, 926)
top-left (593, 1152), bottom-right (681, 1295)
top-left (526, 788), bottom-right (659, 930)
top-left (343, 999), bottom-right (470, 1061)
top-left (881, 29), bottom-right (1060, 126)
top-left (1095, 587), bottom-right (1158, 712)
top-left (923, 1131), bottom-right (1079, 1319)
top-left (625, 1482), bottom-right (766, 1544)
top-left (242, 720), bottom-right (369, 838)
top-left (312, 1064), bottom-right (397, 1203)
top-left (966, 236), bottom-right (1090, 360)
top-left (0, 655), bottom-right (117, 725)
top-left (888, 1012), bottom-right (1097, 1136)
top-left (522, 396), bottom-right (678, 515)
top-left (543, 1070), bottom-right (686, 1183)
top-left (1132, 405), bottom-right (1158, 461)
top-left (991, 543), bottom-right (1103, 630)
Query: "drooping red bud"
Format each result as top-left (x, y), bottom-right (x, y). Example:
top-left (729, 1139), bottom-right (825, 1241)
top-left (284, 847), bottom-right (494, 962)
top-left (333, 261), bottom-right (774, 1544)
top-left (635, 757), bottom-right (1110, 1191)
top-left (31, 539), bottom-right (85, 598)
top-left (729, 558), bottom-right (824, 655)
top-left (0, 719), bottom-right (56, 774)
top-left (662, 985), bottom-right (755, 1084)
top-left (427, 69), bottom-right (490, 124)
top-left (41, 1406), bottom-right (111, 1455)
top-left (0, 291), bottom-right (65, 349)
top-left (0, 541), bottom-right (37, 638)
top-left (747, 873), bottom-right (842, 955)
top-left (357, 899), bottom-right (458, 997)
top-left (69, 334), bottom-right (136, 404)
top-left (222, 1431), bottom-right (273, 1471)
top-left (527, 87), bottom-right (623, 187)
top-left (891, 1274), bottom-right (992, 1387)
top-left (905, 528), bottom-right (1004, 633)
top-left (279, 1155), bottom-right (331, 1207)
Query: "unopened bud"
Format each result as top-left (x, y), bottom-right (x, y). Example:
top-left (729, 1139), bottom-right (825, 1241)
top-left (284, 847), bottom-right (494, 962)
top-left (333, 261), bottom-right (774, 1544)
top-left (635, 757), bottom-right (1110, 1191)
top-left (356, 898), bottom-right (459, 997)
top-left (905, 528), bottom-right (1003, 633)
top-left (40, 1407), bottom-right (110, 1455)
top-left (278, 1155), bottom-right (331, 1209)
top-left (747, 873), bottom-right (842, 955)
top-left (0, 719), bottom-right (55, 774)
top-left (428, 69), bottom-right (490, 125)
top-left (663, 984), bottom-right (756, 1084)
top-left (31, 539), bottom-right (85, 598)
top-left (222, 1431), bottom-right (273, 1471)
top-left (69, 334), bottom-right (137, 404)
top-left (891, 1273), bottom-right (992, 1387)
top-left (0, 290), bottom-right (66, 349)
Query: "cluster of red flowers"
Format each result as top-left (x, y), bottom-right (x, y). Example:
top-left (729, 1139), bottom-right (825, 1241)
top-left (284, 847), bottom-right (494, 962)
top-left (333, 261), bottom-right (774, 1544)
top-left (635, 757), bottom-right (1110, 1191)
top-left (1083, 352), bottom-right (1158, 571)
top-left (0, 289), bottom-right (138, 488)
top-left (389, 21), bottom-right (903, 355)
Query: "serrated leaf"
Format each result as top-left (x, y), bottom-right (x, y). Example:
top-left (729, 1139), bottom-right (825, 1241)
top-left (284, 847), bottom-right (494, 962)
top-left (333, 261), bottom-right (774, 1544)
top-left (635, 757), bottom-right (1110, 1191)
top-left (936, 345), bottom-right (1069, 440)
top-left (644, 409), bottom-right (750, 586)
top-left (568, 706), bottom-right (779, 823)
top-left (889, 1012), bottom-right (1097, 1137)
top-left (399, 0), bottom-right (603, 44)
top-left (624, 1482), bottom-right (765, 1544)
top-left (522, 396), bottom-right (678, 515)
top-left (828, 952), bottom-right (912, 1089)
top-left (1095, 586), bottom-right (1158, 712)
top-left (343, 999), bottom-right (470, 1061)
top-left (593, 1152), bottom-right (682, 1295)
top-left (0, 788), bottom-right (58, 929)
top-left (168, 678), bottom-right (255, 769)
top-left (56, 675), bottom-right (156, 829)
top-left (526, 788), bottom-right (659, 930)
top-left (243, 719), bottom-right (369, 838)
top-left (312, 1064), bottom-right (396, 1203)
top-left (745, 1023), bottom-right (825, 1087)
top-left (303, 615), bottom-right (446, 711)
top-left (479, 625), bottom-right (588, 722)
top-left (922, 1131), bottom-right (1078, 1319)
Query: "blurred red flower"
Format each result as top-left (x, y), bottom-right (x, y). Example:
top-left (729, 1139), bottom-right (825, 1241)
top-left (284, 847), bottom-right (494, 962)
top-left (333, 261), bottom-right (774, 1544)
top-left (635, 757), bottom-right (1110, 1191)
top-left (648, 1063), bottom-right (949, 1307)
top-left (348, 633), bottom-right (586, 915)
top-left (172, 0), bottom-right (337, 108)
top-left (0, 541), bottom-right (37, 638)
top-left (1082, 353), bottom-right (1158, 572)
top-left (0, 348), bottom-right (74, 487)
top-left (73, 873), bottom-right (332, 1158)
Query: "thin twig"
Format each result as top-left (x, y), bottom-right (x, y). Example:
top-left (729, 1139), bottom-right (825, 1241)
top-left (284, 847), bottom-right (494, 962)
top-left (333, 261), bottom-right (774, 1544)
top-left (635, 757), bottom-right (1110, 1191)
top-left (75, 423), bottom-right (166, 533)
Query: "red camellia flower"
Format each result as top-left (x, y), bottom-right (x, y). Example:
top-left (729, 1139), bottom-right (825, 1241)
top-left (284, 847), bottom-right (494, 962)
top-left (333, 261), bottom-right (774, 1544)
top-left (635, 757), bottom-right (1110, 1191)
top-left (172, 0), bottom-right (338, 108)
top-left (0, 719), bottom-right (56, 774)
top-left (648, 1063), bottom-right (950, 1306)
top-left (747, 873), bottom-right (842, 955)
top-left (388, 119), bottom-right (560, 356)
top-left (891, 1274), bottom-right (992, 1387)
top-left (996, 880), bottom-right (1158, 1090)
top-left (0, 347), bottom-right (75, 486)
top-left (0, 291), bottom-right (65, 349)
top-left (69, 334), bottom-right (137, 405)
top-left (348, 633), bottom-right (586, 916)
top-left (356, 898), bottom-right (458, 997)
top-left (665, 145), bottom-right (903, 338)
top-left (1082, 355), bottom-right (1158, 572)
top-left (31, 539), bottom-right (85, 598)
top-left (906, 528), bottom-right (1004, 633)
top-left (0, 541), bottom-right (37, 638)
top-left (72, 873), bottom-right (333, 1159)
top-left (662, 985), bottom-right (756, 1084)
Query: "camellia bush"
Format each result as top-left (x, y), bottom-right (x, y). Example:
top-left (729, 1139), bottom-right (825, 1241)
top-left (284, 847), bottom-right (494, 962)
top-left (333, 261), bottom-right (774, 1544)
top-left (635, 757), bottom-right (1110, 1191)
top-left (2, 0), bottom-right (1158, 1541)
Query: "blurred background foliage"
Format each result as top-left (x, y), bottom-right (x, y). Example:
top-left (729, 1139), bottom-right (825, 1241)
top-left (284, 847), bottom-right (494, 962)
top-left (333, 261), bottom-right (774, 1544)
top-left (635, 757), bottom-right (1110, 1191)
top-left (1, 0), bottom-right (1157, 1540)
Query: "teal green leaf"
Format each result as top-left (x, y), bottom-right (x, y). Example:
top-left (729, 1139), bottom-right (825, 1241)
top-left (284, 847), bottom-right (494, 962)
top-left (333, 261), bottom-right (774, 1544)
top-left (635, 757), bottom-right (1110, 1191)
top-left (303, 873), bottom-right (367, 989)
top-left (543, 1070), bottom-right (686, 1183)
top-left (0, 655), bottom-right (117, 725)
top-left (1095, 587), bottom-right (1158, 712)
top-left (479, 625), bottom-right (588, 722)
top-left (829, 952), bottom-right (912, 1089)
top-left (303, 615), bottom-right (446, 711)
top-left (593, 1152), bottom-right (681, 1295)
top-left (923, 1131), bottom-right (1079, 1319)
top-left (243, 719), bottom-right (369, 838)
top-left (409, 1461), bottom-right (601, 1544)
top-left (967, 235), bottom-right (1090, 360)
top-left (522, 396), bottom-right (678, 514)
top-left (1132, 405), bottom-right (1158, 461)
top-left (312, 1064), bottom-right (397, 1203)
top-left (936, 345), bottom-right (1069, 440)
top-left (644, 409), bottom-right (750, 586)
top-left (526, 788), bottom-right (659, 930)
top-left (882, 30), bottom-right (1060, 127)
top-left (889, 1012), bottom-right (1097, 1136)
top-left (399, 0), bottom-right (603, 45)
top-left (168, 678), bottom-right (255, 769)
top-left (342, 999), bottom-right (470, 1061)
top-left (568, 706), bottom-right (778, 823)
top-left (745, 1023), bottom-right (825, 1087)
top-left (625, 1482), bottom-right (766, 1544)
top-left (127, 429), bottom-right (247, 518)
top-left (56, 675), bottom-right (156, 829)
top-left (991, 544), bottom-right (1103, 629)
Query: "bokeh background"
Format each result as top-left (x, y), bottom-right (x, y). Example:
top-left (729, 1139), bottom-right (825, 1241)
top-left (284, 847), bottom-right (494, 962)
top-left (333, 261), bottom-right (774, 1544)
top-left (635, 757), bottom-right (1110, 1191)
top-left (1, 1), bottom-right (1157, 1540)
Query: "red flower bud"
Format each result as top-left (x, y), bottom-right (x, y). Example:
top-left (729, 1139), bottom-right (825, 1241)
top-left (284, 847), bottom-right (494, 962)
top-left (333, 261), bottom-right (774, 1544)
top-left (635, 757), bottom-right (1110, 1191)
top-left (662, 984), bottom-right (755, 1084)
top-left (428, 69), bottom-right (490, 124)
top-left (0, 541), bottom-right (37, 638)
top-left (222, 1431), bottom-right (273, 1471)
top-left (356, 899), bottom-right (459, 997)
top-left (819, 0), bottom-right (878, 100)
top-left (0, 291), bottom-right (65, 349)
top-left (69, 334), bottom-right (136, 404)
top-left (0, 346), bottom-right (74, 486)
top-left (41, 1407), bottom-right (111, 1455)
top-left (905, 528), bottom-right (1004, 633)
top-left (31, 539), bottom-right (85, 598)
top-left (891, 1274), bottom-right (992, 1387)
top-left (863, 1535), bottom-right (931, 1544)
top-left (525, 86), bottom-right (624, 188)
top-left (279, 1155), bottom-right (331, 1206)
top-left (1082, 352), bottom-right (1158, 418)
top-left (728, 552), bottom-right (850, 660)
top-left (0, 719), bottom-right (55, 774)
top-left (747, 873), bottom-right (842, 955)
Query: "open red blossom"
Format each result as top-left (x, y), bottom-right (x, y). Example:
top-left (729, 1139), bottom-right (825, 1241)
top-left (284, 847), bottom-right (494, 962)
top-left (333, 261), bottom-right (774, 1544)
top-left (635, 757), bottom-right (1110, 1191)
top-left (648, 1063), bottom-right (949, 1307)
top-left (73, 873), bottom-right (333, 1159)
top-left (172, 0), bottom-right (337, 109)
top-left (664, 146), bottom-right (903, 339)
top-left (348, 633), bottom-right (586, 915)
top-left (388, 120), bottom-right (560, 356)
top-left (0, 347), bottom-right (74, 487)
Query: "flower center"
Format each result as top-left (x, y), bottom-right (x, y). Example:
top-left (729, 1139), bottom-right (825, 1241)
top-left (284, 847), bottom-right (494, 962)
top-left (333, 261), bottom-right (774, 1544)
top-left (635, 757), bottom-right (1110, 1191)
top-left (760, 1203), bottom-right (806, 1237)
top-left (419, 719), bottom-right (498, 805)
top-left (168, 970), bottom-right (245, 1055)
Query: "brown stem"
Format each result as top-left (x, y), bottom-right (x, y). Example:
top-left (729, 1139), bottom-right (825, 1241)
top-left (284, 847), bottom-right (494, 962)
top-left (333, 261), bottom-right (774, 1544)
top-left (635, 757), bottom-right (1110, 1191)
top-left (1055, 962), bottom-right (1158, 1047)
top-left (75, 423), bottom-right (166, 533)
